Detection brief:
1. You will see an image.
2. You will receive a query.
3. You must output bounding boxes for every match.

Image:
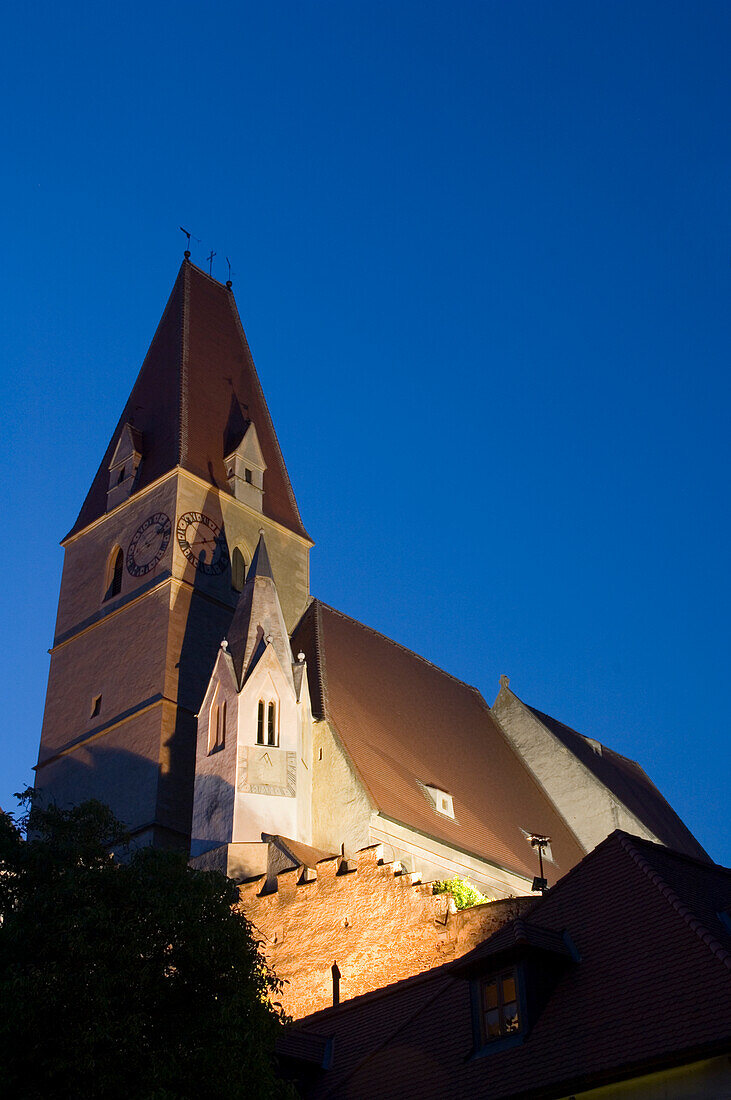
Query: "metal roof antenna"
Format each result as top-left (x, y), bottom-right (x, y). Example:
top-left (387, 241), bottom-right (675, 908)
top-left (207, 249), bottom-right (216, 276)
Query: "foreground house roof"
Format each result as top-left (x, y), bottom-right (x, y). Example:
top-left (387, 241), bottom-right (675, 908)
top-left (292, 600), bottom-right (586, 885)
top-left (286, 832), bottom-right (731, 1099)
top-left (67, 259), bottom-right (309, 540)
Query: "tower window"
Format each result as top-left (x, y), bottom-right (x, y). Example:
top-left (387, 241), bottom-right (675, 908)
top-left (208, 695), bottom-right (226, 754)
top-left (257, 700), bottom-right (277, 746)
top-left (117, 465), bottom-right (126, 485)
top-left (104, 547), bottom-right (124, 601)
top-left (231, 547), bottom-right (247, 592)
top-left (244, 468), bottom-right (253, 484)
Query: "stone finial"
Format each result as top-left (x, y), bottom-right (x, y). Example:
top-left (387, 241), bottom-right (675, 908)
top-left (266, 633), bottom-right (273, 645)
top-left (221, 638), bottom-right (228, 651)
top-left (297, 651), bottom-right (305, 663)
top-left (499, 674), bottom-right (510, 689)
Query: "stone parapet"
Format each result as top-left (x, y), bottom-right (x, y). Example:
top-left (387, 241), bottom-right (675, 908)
top-left (237, 844), bottom-right (533, 1018)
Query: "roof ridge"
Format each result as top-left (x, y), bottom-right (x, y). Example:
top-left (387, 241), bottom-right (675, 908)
top-left (225, 280), bottom-right (311, 541)
top-left (314, 600), bottom-right (485, 699)
top-left (618, 834), bottom-right (731, 971)
top-left (184, 256), bottom-right (231, 290)
top-left (312, 599), bottom-right (331, 718)
top-left (528, 704), bottom-right (643, 771)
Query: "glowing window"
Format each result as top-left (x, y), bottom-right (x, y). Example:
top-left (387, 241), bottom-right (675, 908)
top-left (482, 970), bottom-right (520, 1041)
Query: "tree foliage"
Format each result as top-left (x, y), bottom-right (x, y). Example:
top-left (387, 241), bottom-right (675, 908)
top-left (0, 793), bottom-right (293, 1099)
top-left (432, 875), bottom-right (489, 910)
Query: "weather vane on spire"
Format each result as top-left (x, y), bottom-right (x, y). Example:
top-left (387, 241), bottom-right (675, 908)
top-left (226, 256), bottom-right (233, 289)
top-left (207, 250), bottom-right (216, 276)
top-left (179, 226), bottom-right (200, 260)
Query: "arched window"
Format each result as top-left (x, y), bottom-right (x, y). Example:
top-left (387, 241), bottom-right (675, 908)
top-left (208, 693), bottom-right (226, 754)
top-left (104, 547), bottom-right (124, 601)
top-left (257, 700), bottom-right (278, 746)
top-left (231, 547), bottom-right (247, 592)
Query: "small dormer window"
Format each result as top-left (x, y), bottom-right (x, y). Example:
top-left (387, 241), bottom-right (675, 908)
top-left (208, 690), bottom-right (226, 754)
top-left (421, 783), bottom-right (455, 819)
top-left (106, 424), bottom-right (143, 512)
top-left (225, 422), bottom-right (267, 511)
top-left (482, 970), bottom-right (520, 1041)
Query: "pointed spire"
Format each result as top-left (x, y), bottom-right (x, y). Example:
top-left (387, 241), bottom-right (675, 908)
top-left (67, 261), bottom-right (310, 541)
top-left (247, 531), bottom-right (274, 582)
top-left (226, 534), bottom-right (293, 688)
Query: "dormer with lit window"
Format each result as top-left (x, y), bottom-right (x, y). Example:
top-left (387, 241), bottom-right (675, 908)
top-left (225, 421), bottom-right (267, 513)
top-left (106, 423), bottom-right (143, 512)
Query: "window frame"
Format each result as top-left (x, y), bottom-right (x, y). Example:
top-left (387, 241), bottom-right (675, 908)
top-left (469, 965), bottom-right (526, 1058)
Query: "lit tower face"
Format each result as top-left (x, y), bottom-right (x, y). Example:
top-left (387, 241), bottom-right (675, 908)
top-left (36, 260), bottom-right (312, 849)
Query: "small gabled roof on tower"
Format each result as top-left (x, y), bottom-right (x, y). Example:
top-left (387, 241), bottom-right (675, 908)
top-left (67, 259), bottom-right (309, 541)
top-left (226, 533), bottom-right (293, 688)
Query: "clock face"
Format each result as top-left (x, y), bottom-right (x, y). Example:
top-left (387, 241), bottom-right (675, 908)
top-left (176, 511), bottom-right (229, 575)
top-left (126, 513), bottom-right (172, 577)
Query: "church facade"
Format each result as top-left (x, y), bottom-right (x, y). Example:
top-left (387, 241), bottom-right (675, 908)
top-left (36, 258), bottom-right (707, 900)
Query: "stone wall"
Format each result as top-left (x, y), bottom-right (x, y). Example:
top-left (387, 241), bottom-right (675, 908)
top-left (237, 844), bottom-right (532, 1018)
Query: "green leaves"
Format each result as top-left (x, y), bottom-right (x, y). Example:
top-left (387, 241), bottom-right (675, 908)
top-left (432, 875), bottom-right (489, 910)
top-left (0, 794), bottom-right (293, 1099)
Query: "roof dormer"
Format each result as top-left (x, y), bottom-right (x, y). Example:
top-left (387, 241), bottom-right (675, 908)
top-left (225, 421), bottom-right (267, 513)
top-left (106, 424), bottom-right (143, 511)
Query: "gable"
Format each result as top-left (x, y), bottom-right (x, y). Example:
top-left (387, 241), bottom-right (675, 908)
top-left (292, 601), bottom-right (585, 884)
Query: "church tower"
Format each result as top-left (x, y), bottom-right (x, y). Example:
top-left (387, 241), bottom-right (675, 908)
top-left (36, 259), bottom-right (312, 849)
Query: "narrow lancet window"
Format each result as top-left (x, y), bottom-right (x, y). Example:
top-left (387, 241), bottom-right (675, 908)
top-left (105, 547), bottom-right (124, 601)
top-left (231, 547), bottom-right (247, 592)
top-left (267, 701), bottom-right (276, 746)
top-left (257, 701), bottom-right (265, 745)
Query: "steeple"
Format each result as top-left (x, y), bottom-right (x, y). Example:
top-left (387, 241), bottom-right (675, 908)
top-left (68, 259), bottom-right (309, 541)
top-left (226, 532), bottom-right (294, 688)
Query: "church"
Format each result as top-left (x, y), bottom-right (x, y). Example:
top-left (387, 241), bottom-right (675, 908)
top-left (36, 256), bottom-right (707, 905)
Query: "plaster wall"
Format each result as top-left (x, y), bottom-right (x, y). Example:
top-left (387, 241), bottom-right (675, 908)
top-left (492, 686), bottom-right (658, 852)
top-left (370, 814), bottom-right (534, 899)
top-left (563, 1055), bottom-right (731, 1099)
top-left (232, 649), bottom-right (311, 844)
top-left (311, 720), bottom-right (372, 857)
top-left (54, 476), bottom-right (178, 640)
top-left (35, 703), bottom-right (164, 831)
top-left (238, 846), bottom-right (533, 1018)
top-left (40, 585), bottom-right (171, 761)
top-left (175, 472), bottom-right (310, 632)
top-left (190, 652), bottom-right (240, 855)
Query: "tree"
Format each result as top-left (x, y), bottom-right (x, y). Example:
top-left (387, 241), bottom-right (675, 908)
top-left (0, 793), bottom-right (293, 1099)
top-left (432, 875), bottom-right (488, 910)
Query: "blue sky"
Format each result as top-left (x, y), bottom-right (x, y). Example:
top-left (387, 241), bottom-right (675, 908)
top-left (1, 2), bottom-right (729, 859)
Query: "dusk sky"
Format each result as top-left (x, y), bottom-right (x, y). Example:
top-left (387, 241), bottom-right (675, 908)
top-left (1, 2), bottom-right (729, 860)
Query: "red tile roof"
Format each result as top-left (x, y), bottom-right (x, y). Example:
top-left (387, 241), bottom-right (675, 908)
top-left (67, 260), bottom-right (309, 540)
top-left (292, 832), bottom-right (731, 1099)
top-left (527, 703), bottom-right (708, 861)
top-left (291, 601), bottom-right (586, 885)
